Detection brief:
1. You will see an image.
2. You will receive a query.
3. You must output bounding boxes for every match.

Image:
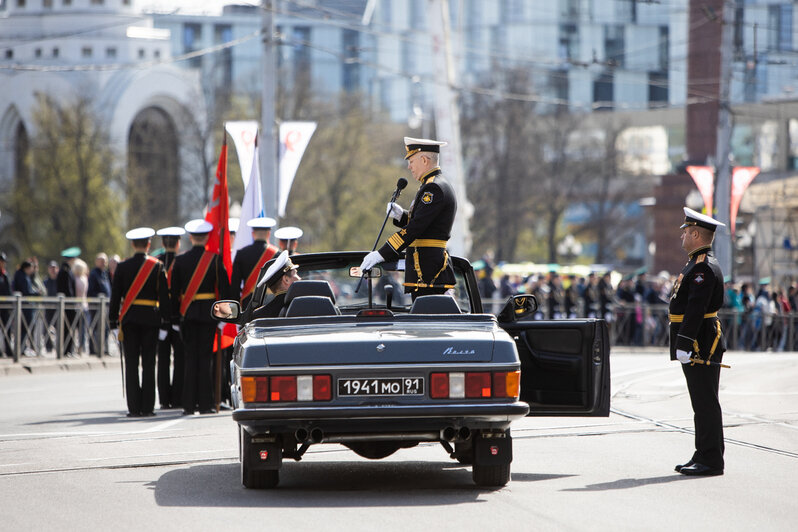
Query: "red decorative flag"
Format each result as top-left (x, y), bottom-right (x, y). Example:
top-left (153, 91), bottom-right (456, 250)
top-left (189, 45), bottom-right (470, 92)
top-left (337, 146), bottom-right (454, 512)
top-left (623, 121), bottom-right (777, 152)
top-left (730, 167), bottom-right (759, 237)
top-left (686, 166), bottom-right (715, 216)
top-left (205, 135), bottom-right (232, 280)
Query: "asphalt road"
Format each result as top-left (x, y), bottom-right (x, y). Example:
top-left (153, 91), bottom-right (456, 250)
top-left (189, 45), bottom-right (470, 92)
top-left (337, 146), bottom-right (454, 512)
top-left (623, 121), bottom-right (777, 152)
top-left (1, 350), bottom-right (796, 531)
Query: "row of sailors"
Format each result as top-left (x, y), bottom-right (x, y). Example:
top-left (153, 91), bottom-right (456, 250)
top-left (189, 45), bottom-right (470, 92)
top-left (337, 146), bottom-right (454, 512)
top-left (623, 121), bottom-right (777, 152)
top-left (110, 217), bottom-right (302, 418)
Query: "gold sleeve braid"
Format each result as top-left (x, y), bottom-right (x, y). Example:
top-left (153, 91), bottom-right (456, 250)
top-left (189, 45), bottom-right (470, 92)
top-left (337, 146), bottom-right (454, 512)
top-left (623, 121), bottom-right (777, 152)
top-left (388, 232), bottom-right (405, 251)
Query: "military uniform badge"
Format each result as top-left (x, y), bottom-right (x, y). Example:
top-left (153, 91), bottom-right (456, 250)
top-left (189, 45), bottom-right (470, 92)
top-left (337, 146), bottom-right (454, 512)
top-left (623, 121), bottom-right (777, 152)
top-left (421, 192), bottom-right (433, 204)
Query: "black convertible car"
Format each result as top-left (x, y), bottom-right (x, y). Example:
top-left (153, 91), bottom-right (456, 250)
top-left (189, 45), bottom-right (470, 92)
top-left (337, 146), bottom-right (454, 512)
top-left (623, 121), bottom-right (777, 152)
top-left (213, 252), bottom-right (610, 488)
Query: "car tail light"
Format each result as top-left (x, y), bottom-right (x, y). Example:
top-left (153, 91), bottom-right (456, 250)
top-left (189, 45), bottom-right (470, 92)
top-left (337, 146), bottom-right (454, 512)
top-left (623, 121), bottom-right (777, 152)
top-left (270, 376), bottom-right (297, 402)
top-left (241, 376), bottom-right (268, 403)
top-left (448, 372), bottom-right (465, 398)
top-left (297, 375), bottom-right (313, 401)
top-left (313, 375), bottom-right (332, 401)
top-left (430, 373), bottom-right (449, 398)
top-left (465, 372), bottom-right (491, 398)
top-left (504, 370), bottom-right (520, 399)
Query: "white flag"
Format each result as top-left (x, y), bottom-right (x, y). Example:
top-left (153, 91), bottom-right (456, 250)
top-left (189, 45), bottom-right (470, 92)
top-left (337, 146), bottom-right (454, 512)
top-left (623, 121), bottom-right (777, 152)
top-left (278, 121), bottom-right (317, 217)
top-left (233, 139), bottom-right (265, 257)
top-left (225, 121), bottom-right (259, 187)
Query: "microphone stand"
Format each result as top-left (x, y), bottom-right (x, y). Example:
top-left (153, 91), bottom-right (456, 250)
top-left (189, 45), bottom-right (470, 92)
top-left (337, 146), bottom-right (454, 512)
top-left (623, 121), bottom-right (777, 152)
top-left (355, 185), bottom-right (405, 294)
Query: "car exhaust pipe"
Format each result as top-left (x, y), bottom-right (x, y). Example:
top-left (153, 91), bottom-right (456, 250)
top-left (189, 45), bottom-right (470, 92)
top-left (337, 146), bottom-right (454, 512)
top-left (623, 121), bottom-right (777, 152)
top-left (295, 428), bottom-right (309, 442)
top-left (310, 427), bottom-right (324, 443)
top-left (458, 426), bottom-right (471, 441)
top-left (441, 426), bottom-right (457, 442)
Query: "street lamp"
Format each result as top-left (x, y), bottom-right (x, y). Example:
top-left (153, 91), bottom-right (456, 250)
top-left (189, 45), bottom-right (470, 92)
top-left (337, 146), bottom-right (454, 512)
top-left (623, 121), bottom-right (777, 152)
top-left (557, 234), bottom-right (583, 263)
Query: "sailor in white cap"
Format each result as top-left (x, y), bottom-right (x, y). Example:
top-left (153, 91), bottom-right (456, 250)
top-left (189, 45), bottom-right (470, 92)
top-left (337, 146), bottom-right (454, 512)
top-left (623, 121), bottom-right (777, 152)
top-left (245, 250), bottom-right (301, 319)
top-left (274, 226), bottom-right (303, 256)
top-left (228, 218), bottom-right (240, 248)
top-left (170, 219), bottom-right (231, 415)
top-left (359, 136), bottom-right (457, 300)
top-left (154, 226), bottom-right (186, 409)
top-left (231, 216), bottom-right (279, 310)
top-left (109, 227), bottom-right (170, 417)
top-left (670, 206), bottom-right (727, 477)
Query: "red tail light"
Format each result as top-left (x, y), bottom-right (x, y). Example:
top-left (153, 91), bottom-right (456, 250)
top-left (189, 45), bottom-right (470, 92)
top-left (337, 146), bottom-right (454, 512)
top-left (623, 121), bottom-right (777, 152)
top-left (465, 372), bottom-right (491, 398)
top-left (313, 375), bottom-right (332, 401)
top-left (430, 372), bottom-right (449, 398)
top-left (270, 376), bottom-right (297, 402)
top-left (493, 372), bottom-right (507, 398)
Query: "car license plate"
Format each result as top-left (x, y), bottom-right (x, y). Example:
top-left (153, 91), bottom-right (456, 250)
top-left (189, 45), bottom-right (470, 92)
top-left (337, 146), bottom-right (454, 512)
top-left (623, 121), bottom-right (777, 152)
top-left (338, 377), bottom-right (424, 397)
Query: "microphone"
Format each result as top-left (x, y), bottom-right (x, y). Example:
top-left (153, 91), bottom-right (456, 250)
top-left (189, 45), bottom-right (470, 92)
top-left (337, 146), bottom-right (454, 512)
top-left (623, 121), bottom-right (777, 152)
top-left (391, 178), bottom-right (408, 202)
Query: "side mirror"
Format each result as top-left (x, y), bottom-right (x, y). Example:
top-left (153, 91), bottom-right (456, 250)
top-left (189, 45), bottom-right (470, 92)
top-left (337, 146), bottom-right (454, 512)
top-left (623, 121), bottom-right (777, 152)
top-left (212, 300), bottom-right (241, 322)
top-left (496, 294), bottom-right (538, 323)
top-left (350, 266), bottom-right (382, 278)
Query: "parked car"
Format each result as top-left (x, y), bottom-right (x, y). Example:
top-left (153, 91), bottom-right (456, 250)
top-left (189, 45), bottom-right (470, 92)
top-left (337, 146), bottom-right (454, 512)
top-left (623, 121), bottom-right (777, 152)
top-left (213, 252), bottom-right (610, 488)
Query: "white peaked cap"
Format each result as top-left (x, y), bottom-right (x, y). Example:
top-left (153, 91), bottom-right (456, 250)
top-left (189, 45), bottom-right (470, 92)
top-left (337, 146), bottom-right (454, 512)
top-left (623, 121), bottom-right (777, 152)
top-left (125, 227), bottom-right (155, 240)
top-left (247, 217), bottom-right (277, 229)
top-left (184, 219), bottom-right (214, 234)
top-left (681, 207), bottom-right (725, 232)
top-left (156, 226), bottom-right (186, 237)
top-left (228, 218), bottom-right (240, 233)
top-left (256, 250), bottom-right (298, 288)
top-left (274, 226), bottom-right (303, 240)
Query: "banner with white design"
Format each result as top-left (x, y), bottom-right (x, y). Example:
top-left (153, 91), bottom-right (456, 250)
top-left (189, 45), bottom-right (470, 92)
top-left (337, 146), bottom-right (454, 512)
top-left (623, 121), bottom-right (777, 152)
top-left (225, 121), bottom-right (259, 187)
top-left (278, 121), bottom-right (316, 217)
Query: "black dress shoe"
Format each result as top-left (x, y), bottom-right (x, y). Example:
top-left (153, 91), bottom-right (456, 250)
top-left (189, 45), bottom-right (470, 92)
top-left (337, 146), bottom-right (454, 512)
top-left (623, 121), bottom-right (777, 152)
top-left (675, 460), bottom-right (695, 473)
top-left (199, 409), bottom-right (216, 415)
top-left (142, 412), bottom-right (156, 417)
top-left (182, 410), bottom-right (193, 416)
top-left (126, 412), bottom-right (141, 418)
top-left (679, 462), bottom-right (723, 476)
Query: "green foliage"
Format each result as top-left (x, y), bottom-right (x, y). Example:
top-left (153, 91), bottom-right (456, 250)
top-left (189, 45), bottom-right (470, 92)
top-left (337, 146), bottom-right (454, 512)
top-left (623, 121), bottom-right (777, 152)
top-left (6, 94), bottom-right (125, 262)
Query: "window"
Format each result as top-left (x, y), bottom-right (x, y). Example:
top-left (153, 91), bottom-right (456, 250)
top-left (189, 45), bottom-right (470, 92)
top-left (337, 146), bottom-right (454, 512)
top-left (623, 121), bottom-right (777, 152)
top-left (183, 23), bottom-right (202, 68)
top-left (90, 0), bottom-right (104, 5)
top-left (35, 48), bottom-right (42, 58)
top-left (5, 49), bottom-right (12, 59)
top-left (648, 72), bottom-right (668, 107)
top-left (766, 5), bottom-right (792, 52)
top-left (214, 24), bottom-right (232, 44)
top-left (292, 26), bottom-right (311, 71)
top-left (63, 0), bottom-right (71, 5)
top-left (658, 26), bottom-right (669, 71)
top-left (52, 47), bottom-right (59, 58)
top-left (43, 0), bottom-right (52, 8)
top-left (604, 25), bottom-right (625, 68)
top-left (106, 47), bottom-right (117, 59)
top-left (342, 29), bottom-right (359, 92)
top-left (593, 71), bottom-right (614, 111)
top-left (559, 23), bottom-right (578, 61)
top-left (82, 47), bottom-right (92, 58)
top-left (154, 49), bottom-right (160, 59)
top-left (16, 0), bottom-right (25, 8)
top-left (138, 48), bottom-right (145, 59)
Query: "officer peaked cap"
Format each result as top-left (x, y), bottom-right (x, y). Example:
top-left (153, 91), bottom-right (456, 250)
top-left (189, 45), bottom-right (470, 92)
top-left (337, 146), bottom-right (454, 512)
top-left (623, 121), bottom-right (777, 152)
top-left (680, 207), bottom-right (725, 232)
top-left (404, 136), bottom-right (447, 160)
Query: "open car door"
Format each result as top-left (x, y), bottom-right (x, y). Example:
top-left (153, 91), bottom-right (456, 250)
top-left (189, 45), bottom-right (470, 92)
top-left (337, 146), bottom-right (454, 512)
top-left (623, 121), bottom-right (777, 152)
top-left (499, 319), bottom-right (611, 416)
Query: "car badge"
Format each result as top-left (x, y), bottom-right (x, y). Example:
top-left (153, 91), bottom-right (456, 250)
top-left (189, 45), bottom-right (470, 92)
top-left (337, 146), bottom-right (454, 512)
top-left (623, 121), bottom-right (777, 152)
top-left (376, 343), bottom-right (386, 352)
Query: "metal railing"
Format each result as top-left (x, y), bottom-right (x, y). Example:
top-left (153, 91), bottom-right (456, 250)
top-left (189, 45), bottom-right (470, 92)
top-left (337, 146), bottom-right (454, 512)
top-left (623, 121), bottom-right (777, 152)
top-left (0, 294), bottom-right (118, 363)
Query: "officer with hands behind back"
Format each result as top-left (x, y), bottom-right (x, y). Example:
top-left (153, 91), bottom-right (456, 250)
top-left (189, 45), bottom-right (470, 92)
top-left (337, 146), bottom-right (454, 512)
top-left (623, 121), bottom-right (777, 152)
top-left (670, 207), bottom-right (727, 477)
top-left (359, 137), bottom-right (457, 300)
top-left (110, 228), bottom-right (171, 418)
top-left (231, 217), bottom-right (279, 311)
top-left (155, 226), bottom-right (185, 410)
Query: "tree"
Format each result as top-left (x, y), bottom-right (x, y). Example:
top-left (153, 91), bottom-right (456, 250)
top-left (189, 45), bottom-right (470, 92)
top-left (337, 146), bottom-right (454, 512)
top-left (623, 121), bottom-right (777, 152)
top-left (4, 93), bottom-right (125, 261)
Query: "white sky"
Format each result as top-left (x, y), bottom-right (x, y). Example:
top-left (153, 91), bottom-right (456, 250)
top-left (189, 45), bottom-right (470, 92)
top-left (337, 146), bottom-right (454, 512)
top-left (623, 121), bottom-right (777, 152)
top-left (137, 1), bottom-right (254, 16)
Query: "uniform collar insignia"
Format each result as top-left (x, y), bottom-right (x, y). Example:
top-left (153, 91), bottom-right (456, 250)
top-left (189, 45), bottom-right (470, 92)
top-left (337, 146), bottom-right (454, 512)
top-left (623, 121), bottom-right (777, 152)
top-left (420, 167), bottom-right (442, 184)
top-left (689, 245), bottom-right (712, 260)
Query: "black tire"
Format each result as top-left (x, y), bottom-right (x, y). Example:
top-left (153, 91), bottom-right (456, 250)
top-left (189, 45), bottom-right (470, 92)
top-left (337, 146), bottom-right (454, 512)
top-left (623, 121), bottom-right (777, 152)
top-left (472, 462), bottom-right (511, 487)
top-left (454, 441), bottom-right (473, 465)
top-left (240, 429), bottom-right (280, 489)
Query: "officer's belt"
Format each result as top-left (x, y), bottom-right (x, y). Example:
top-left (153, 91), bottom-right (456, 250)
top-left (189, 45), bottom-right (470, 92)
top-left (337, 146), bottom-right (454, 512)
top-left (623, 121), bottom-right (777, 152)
top-left (403, 282), bottom-right (456, 289)
top-left (409, 239), bottom-right (448, 248)
top-left (668, 311), bottom-right (718, 323)
top-left (181, 292), bottom-right (216, 301)
top-left (131, 299), bottom-right (158, 307)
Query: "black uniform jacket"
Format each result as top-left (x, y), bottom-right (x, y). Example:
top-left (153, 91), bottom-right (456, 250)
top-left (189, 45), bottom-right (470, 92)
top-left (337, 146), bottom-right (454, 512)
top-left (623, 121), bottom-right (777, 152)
top-left (231, 240), bottom-right (279, 306)
top-left (249, 292), bottom-right (287, 320)
top-left (378, 167), bottom-right (457, 293)
top-left (109, 253), bottom-right (171, 329)
top-left (170, 245), bottom-right (231, 324)
top-left (56, 263), bottom-right (76, 297)
top-left (669, 246), bottom-right (726, 361)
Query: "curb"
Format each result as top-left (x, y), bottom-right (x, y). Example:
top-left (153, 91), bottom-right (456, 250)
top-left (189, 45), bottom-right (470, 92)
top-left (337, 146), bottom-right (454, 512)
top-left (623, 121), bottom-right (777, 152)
top-left (0, 357), bottom-right (120, 377)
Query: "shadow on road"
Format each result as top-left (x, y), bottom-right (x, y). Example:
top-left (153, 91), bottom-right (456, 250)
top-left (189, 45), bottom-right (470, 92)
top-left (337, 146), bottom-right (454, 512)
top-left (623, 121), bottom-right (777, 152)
top-left (24, 410), bottom-right (181, 427)
top-left (154, 461), bottom-right (500, 507)
top-left (561, 474), bottom-right (690, 491)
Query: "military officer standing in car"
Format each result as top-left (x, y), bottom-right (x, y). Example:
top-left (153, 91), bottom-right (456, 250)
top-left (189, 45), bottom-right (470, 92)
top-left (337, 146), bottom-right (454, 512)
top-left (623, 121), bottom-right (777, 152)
top-left (359, 137), bottom-right (457, 300)
top-left (110, 228), bottom-right (171, 418)
top-left (170, 219), bottom-right (230, 415)
top-left (670, 207), bottom-right (727, 477)
top-left (231, 217), bottom-right (279, 310)
top-left (155, 226), bottom-right (185, 410)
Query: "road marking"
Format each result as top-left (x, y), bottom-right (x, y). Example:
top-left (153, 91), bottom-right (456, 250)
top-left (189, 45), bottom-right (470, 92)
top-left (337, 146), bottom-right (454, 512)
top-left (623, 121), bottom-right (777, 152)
top-left (79, 449), bottom-right (231, 462)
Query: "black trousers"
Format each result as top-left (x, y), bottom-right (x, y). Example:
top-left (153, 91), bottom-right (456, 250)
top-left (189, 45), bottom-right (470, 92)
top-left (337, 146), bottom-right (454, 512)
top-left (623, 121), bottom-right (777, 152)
top-left (181, 321), bottom-right (215, 413)
top-left (122, 322), bottom-right (158, 415)
top-left (682, 361), bottom-right (725, 470)
top-left (157, 328), bottom-right (184, 408)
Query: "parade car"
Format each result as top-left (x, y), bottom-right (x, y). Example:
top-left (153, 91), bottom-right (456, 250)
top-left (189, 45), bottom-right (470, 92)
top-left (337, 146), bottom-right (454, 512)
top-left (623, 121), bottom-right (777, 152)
top-left (213, 251), bottom-right (610, 489)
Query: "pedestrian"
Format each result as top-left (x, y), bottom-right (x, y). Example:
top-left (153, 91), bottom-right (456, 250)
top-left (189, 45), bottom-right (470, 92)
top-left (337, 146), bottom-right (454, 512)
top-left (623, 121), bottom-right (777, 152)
top-left (231, 217), bottom-right (279, 311)
top-left (243, 250), bottom-right (301, 320)
top-left (87, 253), bottom-right (111, 356)
top-left (170, 219), bottom-right (230, 416)
top-left (12, 260), bottom-right (36, 355)
top-left (43, 260), bottom-right (59, 351)
top-left (670, 207), bottom-right (726, 477)
top-left (109, 254), bottom-right (121, 281)
top-left (564, 274), bottom-right (579, 318)
top-left (56, 247), bottom-right (80, 357)
top-left (274, 226), bottom-right (303, 256)
top-left (155, 226), bottom-right (186, 410)
top-left (0, 252), bottom-right (11, 358)
top-left (110, 228), bottom-right (171, 418)
top-left (359, 137), bottom-right (457, 300)
top-left (583, 272), bottom-right (599, 318)
top-left (547, 272), bottom-right (565, 319)
top-left (72, 258), bottom-right (89, 355)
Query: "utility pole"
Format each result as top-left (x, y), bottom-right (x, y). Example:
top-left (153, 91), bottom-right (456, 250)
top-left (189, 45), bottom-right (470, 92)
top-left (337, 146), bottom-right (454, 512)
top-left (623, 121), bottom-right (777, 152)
top-left (261, 0), bottom-right (279, 220)
top-left (713, 1), bottom-right (735, 275)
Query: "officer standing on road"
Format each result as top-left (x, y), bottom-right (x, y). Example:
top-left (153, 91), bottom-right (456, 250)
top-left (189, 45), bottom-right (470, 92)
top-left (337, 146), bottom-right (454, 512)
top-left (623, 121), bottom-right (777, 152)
top-left (170, 219), bottom-right (230, 415)
top-left (231, 217), bottom-right (279, 310)
top-left (359, 137), bottom-right (457, 300)
top-left (274, 226), bottom-right (303, 256)
top-left (109, 228), bottom-right (171, 418)
top-left (155, 226), bottom-right (185, 410)
top-left (670, 207), bottom-right (727, 477)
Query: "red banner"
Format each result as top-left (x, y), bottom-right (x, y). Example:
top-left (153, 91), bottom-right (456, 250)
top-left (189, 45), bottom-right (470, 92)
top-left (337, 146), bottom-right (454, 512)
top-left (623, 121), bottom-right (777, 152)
top-left (686, 166), bottom-right (715, 216)
top-left (730, 167), bottom-right (760, 236)
top-left (205, 136), bottom-right (232, 281)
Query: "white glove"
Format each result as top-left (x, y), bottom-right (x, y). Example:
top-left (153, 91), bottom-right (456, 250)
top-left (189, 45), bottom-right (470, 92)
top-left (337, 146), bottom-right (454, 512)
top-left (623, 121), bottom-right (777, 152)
top-left (111, 328), bottom-right (119, 340)
top-left (158, 329), bottom-right (168, 341)
top-left (676, 349), bottom-right (692, 364)
top-left (359, 250), bottom-right (385, 272)
top-left (386, 202), bottom-right (403, 220)
top-left (171, 324), bottom-right (180, 333)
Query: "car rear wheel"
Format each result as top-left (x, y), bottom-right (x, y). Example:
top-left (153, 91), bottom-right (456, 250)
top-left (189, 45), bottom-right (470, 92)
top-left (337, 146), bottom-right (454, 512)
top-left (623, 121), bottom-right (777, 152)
top-left (240, 428), bottom-right (280, 489)
top-left (472, 462), bottom-right (511, 487)
top-left (453, 441), bottom-right (473, 465)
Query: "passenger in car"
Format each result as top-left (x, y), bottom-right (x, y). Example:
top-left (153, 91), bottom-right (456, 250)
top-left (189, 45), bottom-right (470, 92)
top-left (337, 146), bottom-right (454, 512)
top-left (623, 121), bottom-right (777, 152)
top-left (248, 251), bottom-right (301, 319)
